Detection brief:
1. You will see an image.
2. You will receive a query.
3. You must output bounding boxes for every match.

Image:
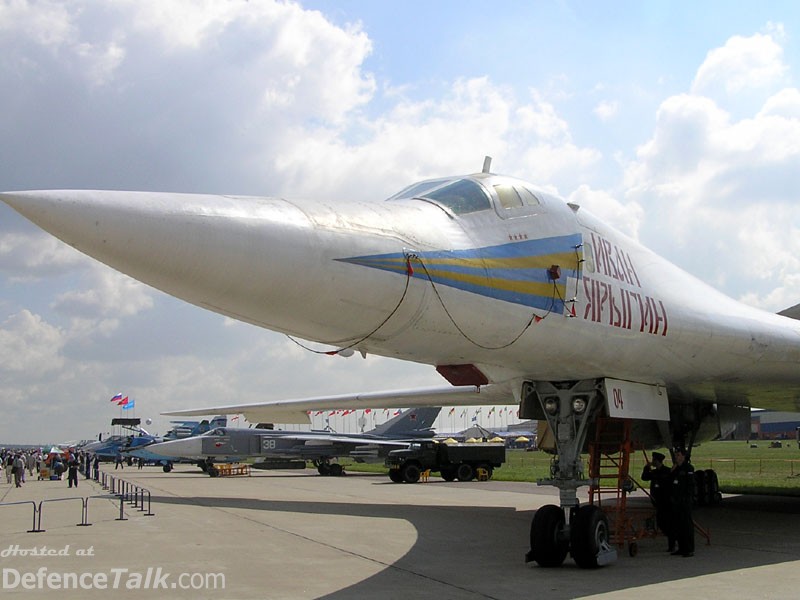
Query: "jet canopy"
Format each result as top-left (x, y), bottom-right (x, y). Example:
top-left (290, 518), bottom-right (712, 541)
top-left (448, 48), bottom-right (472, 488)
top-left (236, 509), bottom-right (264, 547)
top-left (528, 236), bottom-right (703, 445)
top-left (204, 428), bottom-right (228, 436)
top-left (386, 174), bottom-right (542, 216)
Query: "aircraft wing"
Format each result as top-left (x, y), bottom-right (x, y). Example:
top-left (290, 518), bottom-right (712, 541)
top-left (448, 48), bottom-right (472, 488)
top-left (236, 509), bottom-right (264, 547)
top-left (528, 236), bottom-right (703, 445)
top-left (162, 384), bottom-right (514, 424)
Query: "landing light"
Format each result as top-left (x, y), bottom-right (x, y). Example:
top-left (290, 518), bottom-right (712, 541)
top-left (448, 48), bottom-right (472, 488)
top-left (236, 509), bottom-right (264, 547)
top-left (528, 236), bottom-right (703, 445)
top-left (544, 397), bottom-right (559, 415)
top-left (573, 397), bottom-right (587, 415)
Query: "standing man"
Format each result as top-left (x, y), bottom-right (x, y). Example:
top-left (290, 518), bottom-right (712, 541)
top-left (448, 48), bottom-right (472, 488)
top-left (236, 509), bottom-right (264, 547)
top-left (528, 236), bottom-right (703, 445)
top-left (670, 447), bottom-right (695, 557)
top-left (4, 452), bottom-right (13, 484)
top-left (642, 451), bottom-right (674, 552)
top-left (67, 457), bottom-right (79, 488)
top-left (13, 454), bottom-right (25, 487)
top-left (26, 451), bottom-right (36, 479)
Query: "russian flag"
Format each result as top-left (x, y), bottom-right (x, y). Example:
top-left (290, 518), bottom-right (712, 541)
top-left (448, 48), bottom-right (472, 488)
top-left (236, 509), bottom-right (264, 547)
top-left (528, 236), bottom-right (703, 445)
top-left (110, 393), bottom-right (123, 403)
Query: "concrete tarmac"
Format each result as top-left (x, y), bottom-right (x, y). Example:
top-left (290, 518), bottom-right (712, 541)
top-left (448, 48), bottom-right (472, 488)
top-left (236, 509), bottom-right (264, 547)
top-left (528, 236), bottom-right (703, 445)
top-left (1, 466), bottom-right (799, 599)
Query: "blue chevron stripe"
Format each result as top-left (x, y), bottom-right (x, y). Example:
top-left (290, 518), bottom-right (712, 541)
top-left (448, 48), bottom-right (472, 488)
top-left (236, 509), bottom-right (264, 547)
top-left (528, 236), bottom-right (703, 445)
top-left (337, 234), bottom-right (583, 312)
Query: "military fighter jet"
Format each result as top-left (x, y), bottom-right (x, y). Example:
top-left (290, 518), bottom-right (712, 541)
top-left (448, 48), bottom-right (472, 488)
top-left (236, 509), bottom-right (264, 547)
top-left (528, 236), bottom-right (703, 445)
top-left (144, 407), bottom-right (441, 476)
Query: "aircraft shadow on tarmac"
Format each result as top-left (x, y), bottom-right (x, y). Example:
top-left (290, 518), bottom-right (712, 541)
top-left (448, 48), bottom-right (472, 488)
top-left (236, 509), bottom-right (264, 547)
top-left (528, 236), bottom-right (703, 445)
top-left (153, 491), bottom-right (800, 600)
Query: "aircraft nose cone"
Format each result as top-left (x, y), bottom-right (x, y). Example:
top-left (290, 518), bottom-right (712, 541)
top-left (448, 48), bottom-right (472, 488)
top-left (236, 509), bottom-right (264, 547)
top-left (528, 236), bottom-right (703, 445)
top-left (1, 187), bottom-right (423, 345)
top-left (1, 191), bottom-right (72, 234)
top-left (148, 437), bottom-right (201, 458)
top-left (0, 189), bottom-right (316, 324)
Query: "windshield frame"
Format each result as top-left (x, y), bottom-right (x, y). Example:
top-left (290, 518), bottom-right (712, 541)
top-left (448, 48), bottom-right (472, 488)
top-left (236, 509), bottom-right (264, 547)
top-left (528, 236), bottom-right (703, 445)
top-left (386, 176), bottom-right (493, 216)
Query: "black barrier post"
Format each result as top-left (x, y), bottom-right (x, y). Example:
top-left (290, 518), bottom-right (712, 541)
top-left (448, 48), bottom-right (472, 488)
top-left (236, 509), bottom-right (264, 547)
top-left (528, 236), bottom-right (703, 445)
top-left (31, 501), bottom-right (42, 532)
top-left (145, 489), bottom-right (155, 517)
top-left (78, 498), bottom-right (92, 527)
top-left (32, 501), bottom-right (44, 533)
top-left (116, 494), bottom-right (127, 521)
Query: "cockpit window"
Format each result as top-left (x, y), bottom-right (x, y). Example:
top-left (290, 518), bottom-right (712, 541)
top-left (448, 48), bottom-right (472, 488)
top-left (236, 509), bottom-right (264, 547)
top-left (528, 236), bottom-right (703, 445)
top-left (494, 184), bottom-right (541, 210)
top-left (421, 179), bottom-right (491, 214)
top-left (386, 179), bottom-right (449, 201)
top-left (208, 428), bottom-right (226, 436)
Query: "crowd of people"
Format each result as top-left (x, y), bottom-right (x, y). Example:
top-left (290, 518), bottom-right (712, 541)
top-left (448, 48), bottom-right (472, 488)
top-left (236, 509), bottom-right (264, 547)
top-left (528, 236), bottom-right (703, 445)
top-left (1, 448), bottom-right (100, 489)
top-left (2, 449), bottom-right (40, 488)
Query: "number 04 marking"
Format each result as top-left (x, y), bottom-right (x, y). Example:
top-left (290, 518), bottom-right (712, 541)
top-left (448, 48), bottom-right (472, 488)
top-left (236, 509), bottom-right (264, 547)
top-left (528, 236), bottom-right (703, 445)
top-left (612, 388), bottom-right (624, 410)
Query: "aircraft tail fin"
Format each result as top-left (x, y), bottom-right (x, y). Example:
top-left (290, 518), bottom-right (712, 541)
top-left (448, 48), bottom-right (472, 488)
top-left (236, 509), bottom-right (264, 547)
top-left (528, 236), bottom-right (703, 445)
top-left (778, 303), bottom-right (800, 321)
top-left (370, 407), bottom-right (441, 437)
top-left (191, 415), bottom-right (227, 436)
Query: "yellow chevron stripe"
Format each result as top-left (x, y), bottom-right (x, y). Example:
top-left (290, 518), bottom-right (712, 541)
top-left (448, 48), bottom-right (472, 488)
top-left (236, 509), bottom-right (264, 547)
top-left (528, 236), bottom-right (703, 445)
top-left (422, 267), bottom-right (565, 297)
top-left (417, 251), bottom-right (579, 270)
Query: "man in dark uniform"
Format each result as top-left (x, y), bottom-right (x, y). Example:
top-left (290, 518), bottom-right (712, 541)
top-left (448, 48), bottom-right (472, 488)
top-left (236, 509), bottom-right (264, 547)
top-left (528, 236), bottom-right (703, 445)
top-left (67, 457), bottom-right (79, 488)
top-left (670, 447), bottom-right (695, 557)
top-left (642, 451), bottom-right (674, 552)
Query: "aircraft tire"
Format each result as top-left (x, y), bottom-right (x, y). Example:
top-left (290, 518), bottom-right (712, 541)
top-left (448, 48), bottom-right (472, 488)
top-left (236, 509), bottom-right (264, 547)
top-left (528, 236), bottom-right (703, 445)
top-left (402, 463), bottom-right (421, 483)
top-left (570, 505), bottom-right (610, 569)
top-left (317, 463), bottom-right (331, 476)
top-left (208, 466), bottom-right (219, 477)
top-left (456, 463), bottom-right (474, 482)
top-left (162, 463), bottom-right (172, 473)
top-left (528, 504), bottom-right (568, 567)
top-left (329, 463), bottom-right (343, 477)
top-left (694, 470), bottom-right (707, 506)
top-left (705, 469), bottom-right (721, 505)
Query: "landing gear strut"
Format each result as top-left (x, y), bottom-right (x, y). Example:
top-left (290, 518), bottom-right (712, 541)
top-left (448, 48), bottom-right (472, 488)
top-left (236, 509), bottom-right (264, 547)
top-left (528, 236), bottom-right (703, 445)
top-left (522, 380), bottom-right (617, 569)
top-left (313, 458), bottom-right (344, 476)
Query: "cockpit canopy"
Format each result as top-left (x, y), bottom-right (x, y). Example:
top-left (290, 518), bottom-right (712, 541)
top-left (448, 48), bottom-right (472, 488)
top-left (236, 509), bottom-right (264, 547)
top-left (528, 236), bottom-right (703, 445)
top-left (386, 174), bottom-right (542, 216)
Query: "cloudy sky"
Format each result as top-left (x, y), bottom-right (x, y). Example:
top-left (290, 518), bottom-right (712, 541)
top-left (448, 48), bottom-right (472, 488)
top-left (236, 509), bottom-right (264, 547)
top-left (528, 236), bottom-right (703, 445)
top-left (1, 1), bottom-right (799, 444)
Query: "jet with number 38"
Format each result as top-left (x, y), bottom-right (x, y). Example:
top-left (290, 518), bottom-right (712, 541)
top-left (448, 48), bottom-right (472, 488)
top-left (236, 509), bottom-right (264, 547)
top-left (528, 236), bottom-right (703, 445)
top-left (4, 157), bottom-right (800, 568)
top-left (141, 407), bottom-right (441, 477)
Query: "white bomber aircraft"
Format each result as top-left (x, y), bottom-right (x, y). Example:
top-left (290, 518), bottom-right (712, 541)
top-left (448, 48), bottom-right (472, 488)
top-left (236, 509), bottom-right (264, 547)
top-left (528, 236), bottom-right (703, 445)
top-left (3, 157), bottom-right (800, 568)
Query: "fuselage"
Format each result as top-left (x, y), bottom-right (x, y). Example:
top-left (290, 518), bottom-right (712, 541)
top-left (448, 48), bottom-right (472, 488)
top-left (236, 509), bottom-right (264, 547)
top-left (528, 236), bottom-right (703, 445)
top-left (4, 171), bottom-right (800, 411)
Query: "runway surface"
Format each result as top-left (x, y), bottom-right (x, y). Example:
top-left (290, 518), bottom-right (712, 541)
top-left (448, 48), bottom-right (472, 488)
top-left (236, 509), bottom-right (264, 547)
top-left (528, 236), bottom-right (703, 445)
top-left (1, 466), bottom-right (799, 599)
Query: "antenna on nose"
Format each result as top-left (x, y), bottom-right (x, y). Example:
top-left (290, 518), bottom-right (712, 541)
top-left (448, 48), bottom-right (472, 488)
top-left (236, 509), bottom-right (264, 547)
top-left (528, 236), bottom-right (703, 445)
top-left (482, 156), bottom-right (492, 174)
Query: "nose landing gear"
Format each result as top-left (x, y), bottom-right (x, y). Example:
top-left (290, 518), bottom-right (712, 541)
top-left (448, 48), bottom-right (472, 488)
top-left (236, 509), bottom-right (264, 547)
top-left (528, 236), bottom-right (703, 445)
top-left (522, 380), bottom-right (617, 569)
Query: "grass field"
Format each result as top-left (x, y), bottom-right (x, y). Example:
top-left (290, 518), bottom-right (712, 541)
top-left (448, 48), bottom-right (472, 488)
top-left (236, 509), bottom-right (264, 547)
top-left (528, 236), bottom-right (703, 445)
top-left (342, 439), bottom-right (800, 496)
